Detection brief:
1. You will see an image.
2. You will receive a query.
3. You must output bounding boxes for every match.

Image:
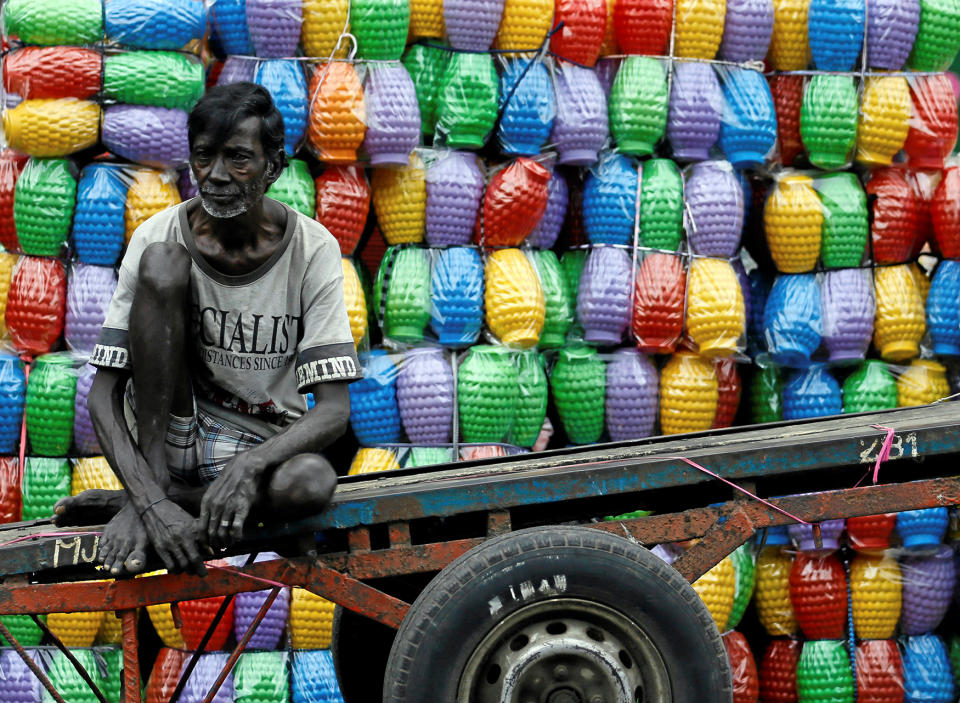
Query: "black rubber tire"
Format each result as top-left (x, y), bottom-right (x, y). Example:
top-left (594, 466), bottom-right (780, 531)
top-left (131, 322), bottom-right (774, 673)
top-left (383, 526), bottom-right (732, 703)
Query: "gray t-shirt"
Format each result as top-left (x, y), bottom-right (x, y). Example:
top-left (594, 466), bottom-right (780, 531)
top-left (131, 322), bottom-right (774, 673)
top-left (91, 197), bottom-right (361, 434)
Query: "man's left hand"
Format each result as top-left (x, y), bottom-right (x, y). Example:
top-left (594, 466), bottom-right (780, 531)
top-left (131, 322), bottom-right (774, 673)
top-left (199, 453), bottom-right (263, 549)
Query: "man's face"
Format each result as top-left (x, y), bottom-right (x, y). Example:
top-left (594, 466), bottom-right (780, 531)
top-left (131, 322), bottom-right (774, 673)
top-left (190, 115), bottom-right (276, 219)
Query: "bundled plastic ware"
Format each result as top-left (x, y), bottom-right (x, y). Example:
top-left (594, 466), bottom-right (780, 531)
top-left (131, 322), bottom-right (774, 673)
top-left (856, 640), bottom-right (904, 703)
top-left (72, 164), bottom-right (130, 266)
top-left (0, 457), bottom-right (20, 523)
top-left (808, 0), bottom-right (865, 70)
top-left (897, 508), bottom-right (948, 548)
top-left (409, 0), bottom-right (444, 39)
top-left (770, 75), bottom-right (804, 166)
top-left (47, 610), bottom-right (104, 647)
top-left (292, 650), bottom-right (344, 703)
top-left (873, 263), bottom-right (925, 362)
top-left (146, 648), bottom-right (187, 703)
top-left (550, 0), bottom-right (606, 65)
top-left (289, 588), bottom-right (335, 648)
top-left (253, 60), bottom-right (307, 158)
top-left (932, 166), bottom-right (960, 257)
top-left (755, 536), bottom-right (797, 635)
top-left (846, 513), bottom-right (897, 550)
top-left (372, 153), bottom-right (426, 246)
top-left (640, 159), bottom-right (683, 251)
top-left (375, 246), bottom-right (431, 342)
top-left (404, 45), bottom-right (451, 139)
top-left (583, 154), bottom-right (638, 247)
top-left (857, 76), bottom-right (911, 166)
top-left (760, 639), bottom-right (800, 703)
top-left (723, 633), bottom-right (760, 703)
top-left (266, 159), bottom-right (315, 217)
top-left (2, 99), bottom-right (99, 158)
top-left (691, 555), bottom-right (736, 630)
top-left (686, 258), bottom-right (746, 358)
top-left (769, 0), bottom-right (812, 69)
top-left (763, 274), bottom-right (821, 366)
top-left (867, 0), bottom-right (921, 68)
top-left (102, 105), bottom-right (189, 169)
top-left (613, 0), bottom-right (673, 54)
top-left (821, 269), bottom-right (874, 362)
top-left (712, 358), bottom-right (742, 429)
top-left (675, 0), bottom-right (727, 58)
top-left (363, 64), bottom-right (420, 167)
top-left (527, 172), bottom-right (568, 249)
top-left (720, 68), bottom-right (777, 168)
top-left (562, 249), bottom-right (587, 305)
top-left (800, 75), bottom-right (858, 169)
top-left (790, 552), bottom-right (847, 639)
top-left (436, 53), bottom-right (498, 150)
top-left (904, 75), bottom-right (958, 169)
top-left (124, 169), bottom-right (181, 243)
top-left (900, 546), bottom-right (955, 635)
top-left (927, 260), bottom-right (960, 354)
top-left (6, 256), bottom-right (67, 357)
top-left (246, 0), bottom-right (302, 58)
top-left (632, 253), bottom-right (687, 354)
top-left (685, 161), bottom-right (744, 257)
top-left (424, 151), bottom-right (483, 247)
top-left (484, 248), bottom-right (545, 348)
top-left (348, 351), bottom-right (401, 445)
top-left (457, 345), bottom-right (518, 442)
top-left (180, 594), bottom-right (235, 651)
top-left (430, 246), bottom-right (484, 347)
top-left (908, 0), bottom-right (960, 69)
top-left (351, 0), bottom-right (409, 60)
top-left (721, 0), bottom-right (775, 60)
top-left (510, 349), bottom-right (548, 446)
top-left (3, 0), bottom-right (103, 45)
top-left (551, 346), bottom-right (606, 444)
top-left (605, 348), bottom-right (658, 441)
top-left (477, 158), bottom-right (550, 248)
top-left (235, 651), bottom-right (290, 702)
top-left (750, 364), bottom-right (784, 422)
top-left (209, 0), bottom-right (253, 55)
top-left (66, 265), bottom-right (118, 355)
top-left (217, 57), bottom-right (257, 87)
top-left (145, 590), bottom-right (184, 648)
top-left (577, 247), bottom-right (632, 345)
top-left (21, 456), bottom-right (70, 520)
top-left (897, 359), bottom-right (949, 406)
top-left (790, 518), bottom-right (845, 551)
top-left (397, 347), bottom-right (455, 443)
top-left (609, 58), bottom-right (668, 157)
top-left (232, 554), bottom-right (290, 650)
top-left (849, 553), bottom-right (901, 638)
top-left (549, 62), bottom-right (609, 166)
top-left (3, 47), bottom-right (101, 100)
top-left (43, 649), bottom-right (119, 703)
top-left (13, 158), bottom-right (76, 257)
top-left (818, 173), bottom-right (868, 268)
top-left (0, 356), bottom-right (25, 455)
top-left (103, 52), bottom-right (205, 111)
top-left (315, 166), bottom-right (369, 257)
top-left (0, 649), bottom-right (42, 702)
top-left (104, 0), bottom-right (207, 49)
top-left (667, 62), bottom-right (722, 162)
top-left (71, 457), bottom-right (121, 494)
top-left (659, 351), bottom-right (718, 434)
top-left (305, 62), bottom-right (366, 164)
top-left (903, 635), bottom-right (955, 703)
top-left (179, 652), bottom-right (234, 703)
top-left (26, 354), bottom-right (76, 456)
top-left (783, 365), bottom-right (842, 420)
top-left (0, 151), bottom-right (28, 253)
top-left (869, 167), bottom-right (923, 263)
top-left (764, 175), bottom-right (822, 273)
top-left (534, 250), bottom-right (572, 347)
top-left (497, 58), bottom-right (555, 156)
top-left (444, 0), bottom-right (503, 50)
top-left (797, 640), bottom-right (854, 703)
top-left (495, 0), bottom-right (553, 54)
top-left (342, 258), bottom-right (367, 348)
top-left (0, 614), bottom-right (42, 647)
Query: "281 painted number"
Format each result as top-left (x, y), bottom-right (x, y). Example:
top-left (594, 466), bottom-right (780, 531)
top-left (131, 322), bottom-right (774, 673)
top-left (859, 432), bottom-right (918, 464)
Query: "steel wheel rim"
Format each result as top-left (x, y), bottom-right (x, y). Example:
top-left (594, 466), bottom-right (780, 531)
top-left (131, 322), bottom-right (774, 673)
top-left (457, 598), bottom-right (672, 703)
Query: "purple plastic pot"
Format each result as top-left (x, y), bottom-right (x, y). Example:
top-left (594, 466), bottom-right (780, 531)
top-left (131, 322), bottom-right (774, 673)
top-left (66, 264), bottom-right (118, 355)
top-left (101, 105), bottom-right (189, 169)
top-left (233, 552), bottom-right (291, 650)
top-left (396, 347), bottom-right (455, 443)
top-left (577, 246), bottom-right (632, 345)
top-left (821, 268), bottom-right (875, 362)
top-left (720, 0), bottom-right (775, 62)
top-left (901, 546), bottom-right (956, 635)
top-left (444, 0), bottom-right (504, 50)
top-left (0, 649), bottom-right (41, 703)
top-left (425, 151), bottom-right (485, 247)
top-left (595, 58), bottom-right (621, 99)
top-left (364, 63), bottom-right (421, 167)
top-left (605, 348), bottom-right (659, 441)
top-left (866, 0), bottom-right (920, 69)
top-left (685, 160), bottom-right (744, 257)
top-left (179, 653), bottom-right (233, 703)
top-left (73, 364), bottom-right (99, 455)
top-left (667, 62), bottom-right (722, 162)
top-left (217, 56), bottom-right (257, 86)
top-left (551, 63), bottom-right (609, 167)
top-left (789, 519), bottom-right (846, 552)
top-left (246, 0), bottom-right (302, 58)
top-left (526, 172), bottom-right (568, 249)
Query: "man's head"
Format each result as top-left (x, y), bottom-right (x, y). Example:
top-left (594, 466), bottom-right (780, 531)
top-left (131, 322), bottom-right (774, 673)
top-left (188, 82), bottom-right (288, 219)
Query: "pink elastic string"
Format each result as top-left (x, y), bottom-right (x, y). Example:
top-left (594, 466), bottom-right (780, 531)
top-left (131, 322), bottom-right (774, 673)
top-left (17, 357), bottom-right (31, 488)
top-left (869, 425), bottom-right (895, 484)
top-left (205, 563), bottom-right (289, 589)
top-left (0, 530), bottom-right (102, 549)
top-left (666, 456), bottom-right (810, 525)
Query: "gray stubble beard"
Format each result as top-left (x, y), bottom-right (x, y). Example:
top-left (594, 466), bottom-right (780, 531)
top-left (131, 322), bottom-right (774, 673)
top-left (199, 168), bottom-right (270, 219)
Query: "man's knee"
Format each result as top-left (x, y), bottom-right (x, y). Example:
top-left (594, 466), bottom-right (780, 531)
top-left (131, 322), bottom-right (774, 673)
top-left (138, 242), bottom-right (191, 298)
top-left (268, 454), bottom-right (337, 515)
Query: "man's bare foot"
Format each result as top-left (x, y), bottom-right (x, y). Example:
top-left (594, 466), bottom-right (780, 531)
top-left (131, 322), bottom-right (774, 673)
top-left (54, 489), bottom-right (127, 527)
top-left (97, 503), bottom-right (149, 576)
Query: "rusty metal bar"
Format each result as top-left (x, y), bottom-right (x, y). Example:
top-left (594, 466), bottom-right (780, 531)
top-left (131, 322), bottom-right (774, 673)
top-left (0, 619), bottom-right (69, 703)
top-left (670, 506), bottom-right (756, 582)
top-left (119, 609), bottom-right (139, 703)
top-left (30, 614), bottom-right (110, 703)
top-left (169, 593), bottom-right (237, 703)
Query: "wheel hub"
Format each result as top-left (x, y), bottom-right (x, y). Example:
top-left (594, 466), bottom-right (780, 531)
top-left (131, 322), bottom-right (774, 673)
top-left (547, 687), bottom-right (581, 703)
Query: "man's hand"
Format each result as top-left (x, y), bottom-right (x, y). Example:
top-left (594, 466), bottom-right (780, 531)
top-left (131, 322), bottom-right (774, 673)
top-left (140, 499), bottom-right (207, 575)
top-left (199, 452), bottom-right (262, 550)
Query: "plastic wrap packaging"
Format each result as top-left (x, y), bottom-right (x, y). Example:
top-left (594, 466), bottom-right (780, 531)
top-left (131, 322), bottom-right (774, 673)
top-left (0, 151), bottom-right (28, 253)
top-left (409, 0), bottom-right (444, 40)
top-left (25, 354), bottom-right (76, 456)
top-left (609, 57), bottom-right (668, 157)
top-left (484, 248), bottom-right (545, 348)
top-left (677, 0), bottom-right (727, 60)
top-left (577, 246), bottom-right (632, 345)
top-left (254, 60), bottom-right (307, 158)
top-left (550, 346), bottom-right (606, 444)
top-left (874, 263), bottom-right (925, 362)
top-left (659, 351), bottom-right (718, 434)
top-left (423, 150), bottom-right (483, 247)
top-left (783, 365), bottom-right (842, 419)
top-left (102, 51), bottom-right (204, 111)
top-left (435, 53), bottom-right (498, 150)
top-left (808, 0), bottom-right (865, 70)
top-left (640, 159), bottom-right (684, 251)
top-left (896, 358), bottom-right (949, 406)
top-left (550, 0), bottom-right (606, 65)
top-left (927, 260), bottom-right (960, 354)
top-left (763, 273), bottom-right (821, 366)
top-left (374, 245), bottom-right (431, 343)
top-left (869, 167), bottom-right (924, 264)
top-left (476, 157), bottom-right (550, 248)
top-left (797, 640), bottom-right (854, 703)
top-left (724, 631), bottom-right (760, 703)
top-left (3, 46), bottom-right (101, 100)
top-left (605, 348), bottom-right (658, 441)
top-left (760, 638), bottom-right (800, 703)
top-left (396, 347), bottom-right (455, 444)
top-left (667, 62), bottom-right (722, 162)
top-left (720, 67), bottom-right (778, 168)
top-left (5, 256), bottom-right (67, 357)
top-left (246, 0), bottom-right (302, 58)
top-left (583, 153), bottom-right (637, 247)
top-left (235, 651), bottom-right (291, 702)
top-left (527, 171), bottom-right (568, 249)
top-left (907, 0), bottom-right (960, 70)
top-left (850, 552), bottom-right (901, 638)
top-left (291, 650), bottom-right (344, 703)
top-left (857, 76), bottom-right (912, 166)
top-left (180, 593), bottom-right (235, 651)
top-left (691, 553), bottom-right (736, 630)
top-left (755, 541), bottom-right (798, 635)
top-left (71, 457), bottom-right (121, 494)
top-left (790, 551), bottom-right (847, 639)
top-left (47, 611), bottom-right (104, 648)
top-left (0, 350), bottom-right (22, 452)
top-left (351, 448), bottom-right (402, 475)
top-left (208, 0), bottom-right (253, 55)
top-left (509, 349), bottom-right (548, 447)
top-left (726, 544), bottom-right (757, 629)
top-left (711, 358), bottom-right (742, 428)
top-left (3, 0), bottom-right (103, 45)
top-left (217, 56), bottom-right (257, 87)
top-left (38, 648), bottom-right (122, 703)
top-left (21, 457), bottom-right (69, 520)
top-left (289, 587), bottom-right (334, 648)
top-left (74, 366), bottom-right (102, 454)
top-left (124, 169), bottom-right (181, 243)
top-left (444, 0), bottom-right (502, 51)
top-left (363, 63), bottom-right (419, 167)
top-left (13, 158), bottom-right (76, 257)
top-left (372, 153), bottom-right (426, 246)
top-left (903, 635), bottom-right (955, 703)
top-left (821, 268), bottom-right (875, 362)
top-left (351, 0), bottom-right (409, 61)
top-left (685, 161), bottom-right (744, 257)
top-left (769, 0), bottom-right (812, 69)
top-left (685, 258), bottom-right (746, 358)
top-left (0, 648), bottom-right (43, 701)
top-left (614, 0), bottom-right (673, 55)
top-left (340, 258), bottom-right (367, 349)
top-left (494, 0), bottom-right (553, 55)
top-left (104, 0), bottom-right (206, 50)
top-left (2, 98), bottom-right (100, 158)
top-left (348, 350), bottom-right (401, 446)
top-left (72, 164), bottom-right (131, 267)
top-left (764, 174), bottom-right (822, 274)
top-left (855, 640), bottom-right (902, 703)
top-left (932, 165), bottom-right (960, 258)
top-left (533, 249), bottom-right (573, 348)
top-left (549, 61), bottom-right (609, 166)
top-left (66, 265), bottom-right (118, 355)
top-left (899, 545), bottom-right (955, 635)
top-left (632, 252), bottom-right (687, 354)
top-left (897, 507), bottom-right (948, 548)
top-left (497, 57), bottom-right (555, 156)
top-left (301, 0), bottom-right (349, 58)
top-left (314, 166), bottom-right (369, 257)
top-left (229, 553), bottom-right (290, 651)
top-left (102, 105), bottom-right (190, 169)
top-left (178, 652), bottom-right (233, 703)
top-left (847, 513), bottom-right (897, 550)
top-left (904, 75), bottom-right (958, 169)
top-left (867, 0), bottom-right (921, 69)
top-left (429, 246), bottom-right (484, 347)
top-left (266, 159), bottom-right (315, 217)
top-left (817, 173), bottom-right (868, 268)
top-left (403, 44), bottom-right (451, 140)
top-left (145, 648), bottom-right (187, 703)
top-left (769, 75), bottom-right (804, 167)
top-left (458, 345), bottom-right (519, 443)
top-left (800, 75), bottom-right (859, 169)
top-left (306, 62), bottom-right (366, 164)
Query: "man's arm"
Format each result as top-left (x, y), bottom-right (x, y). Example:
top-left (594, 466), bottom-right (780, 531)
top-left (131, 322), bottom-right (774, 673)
top-left (198, 380), bottom-right (350, 546)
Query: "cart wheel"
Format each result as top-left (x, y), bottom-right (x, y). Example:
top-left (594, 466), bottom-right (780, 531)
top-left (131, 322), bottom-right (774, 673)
top-left (384, 526), bottom-right (732, 703)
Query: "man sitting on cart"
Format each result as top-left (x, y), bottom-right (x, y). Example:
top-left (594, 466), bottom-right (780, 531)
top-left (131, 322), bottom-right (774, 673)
top-left (54, 83), bottom-right (359, 577)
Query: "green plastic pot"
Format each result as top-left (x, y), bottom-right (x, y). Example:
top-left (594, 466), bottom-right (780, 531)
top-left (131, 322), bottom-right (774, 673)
top-left (550, 346), bottom-right (606, 444)
top-left (800, 75), bottom-right (859, 169)
top-left (727, 544), bottom-right (756, 630)
top-left (796, 640), bottom-right (855, 703)
top-left (405, 447), bottom-right (454, 467)
top-left (457, 345), bottom-right (519, 443)
top-left (534, 250), bottom-right (573, 349)
top-left (21, 457), bottom-right (70, 520)
top-left (4, 0), bottom-right (102, 45)
top-left (909, 0), bottom-right (960, 70)
top-left (436, 53), bottom-right (499, 149)
top-left (817, 172), bottom-right (868, 268)
top-left (0, 614), bottom-right (44, 646)
top-left (843, 360), bottom-right (898, 413)
top-left (609, 57), bottom-right (669, 156)
top-left (266, 159), bottom-right (316, 217)
top-left (403, 43), bottom-right (451, 137)
top-left (103, 52), bottom-right (205, 111)
top-left (509, 350), bottom-right (548, 447)
top-left (749, 365), bottom-right (783, 423)
top-left (374, 246), bottom-right (431, 343)
top-left (640, 159), bottom-right (683, 251)
top-left (351, 0), bottom-right (410, 60)
top-left (25, 354), bottom-right (76, 457)
top-left (560, 249), bottom-right (588, 305)
top-left (234, 651), bottom-right (289, 703)
top-left (14, 158), bottom-right (76, 256)
top-left (46, 649), bottom-right (115, 703)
